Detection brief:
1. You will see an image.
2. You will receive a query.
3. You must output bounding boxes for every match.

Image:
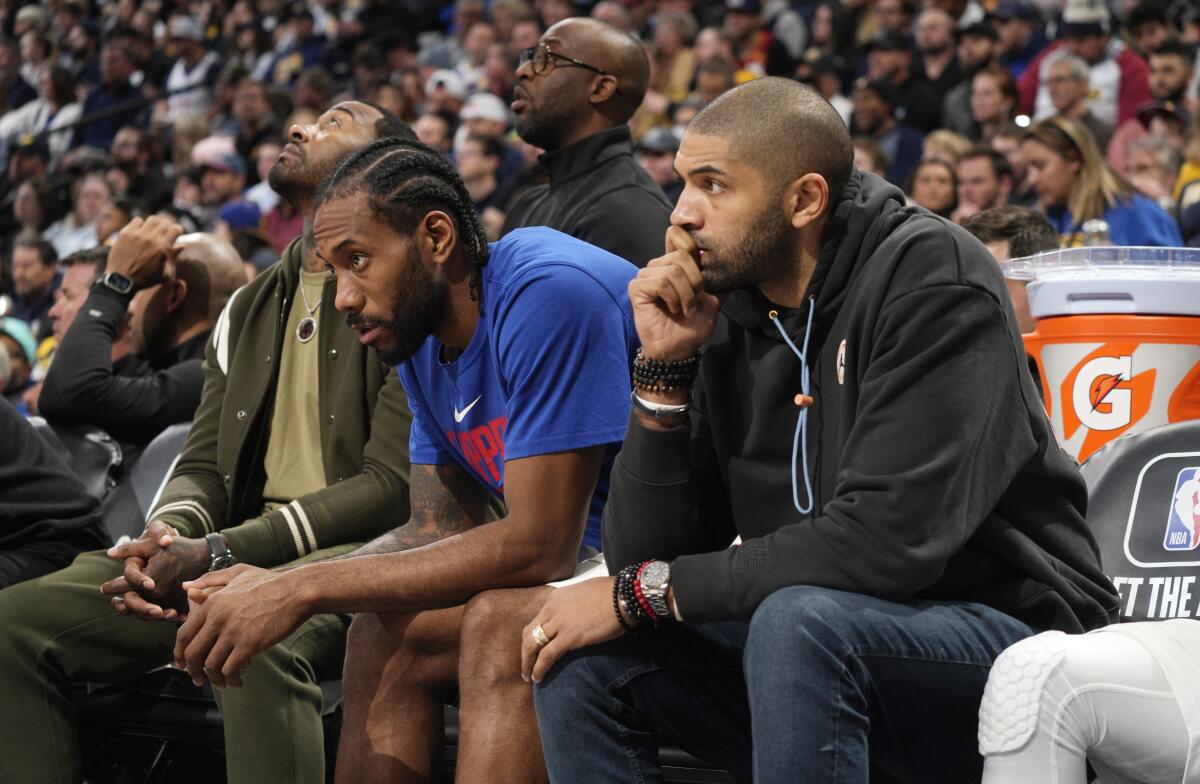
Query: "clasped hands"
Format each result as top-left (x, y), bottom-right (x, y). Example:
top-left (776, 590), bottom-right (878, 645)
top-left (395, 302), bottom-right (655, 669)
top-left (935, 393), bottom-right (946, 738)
top-left (101, 522), bottom-right (304, 688)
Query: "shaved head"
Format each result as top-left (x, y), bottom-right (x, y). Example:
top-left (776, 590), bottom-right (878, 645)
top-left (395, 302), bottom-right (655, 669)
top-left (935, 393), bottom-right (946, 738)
top-left (174, 233), bottom-right (248, 320)
top-left (688, 77), bottom-right (854, 199)
top-left (546, 17), bottom-right (649, 120)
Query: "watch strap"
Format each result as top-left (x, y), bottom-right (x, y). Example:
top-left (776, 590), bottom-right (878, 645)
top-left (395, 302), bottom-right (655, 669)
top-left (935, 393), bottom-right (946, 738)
top-left (631, 391), bottom-right (689, 420)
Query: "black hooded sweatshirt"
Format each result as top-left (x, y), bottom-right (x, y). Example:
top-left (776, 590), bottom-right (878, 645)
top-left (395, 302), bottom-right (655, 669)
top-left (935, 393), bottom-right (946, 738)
top-left (602, 170), bottom-right (1120, 633)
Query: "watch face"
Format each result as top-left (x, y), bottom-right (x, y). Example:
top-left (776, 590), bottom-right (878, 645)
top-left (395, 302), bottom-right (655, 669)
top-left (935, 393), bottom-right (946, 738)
top-left (211, 553), bottom-right (238, 570)
top-left (641, 561), bottom-right (670, 591)
top-left (103, 272), bottom-right (133, 293)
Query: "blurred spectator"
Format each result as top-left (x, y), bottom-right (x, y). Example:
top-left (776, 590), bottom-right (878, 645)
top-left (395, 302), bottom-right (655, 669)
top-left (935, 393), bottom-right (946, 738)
top-left (0, 67), bottom-right (82, 167)
top-left (9, 235), bottom-right (59, 340)
top-left (457, 133), bottom-right (511, 214)
top-left (458, 22), bottom-right (497, 92)
top-left (60, 21), bottom-right (99, 89)
top-left (164, 15), bottom-right (221, 125)
top-left (96, 196), bottom-right (141, 245)
top-left (591, 1), bottom-right (635, 33)
top-left (198, 153), bottom-right (248, 218)
top-left (1023, 115), bottom-right (1181, 246)
top-left (110, 126), bottom-right (171, 211)
top-left (18, 32), bottom-right (53, 93)
top-left (0, 318), bottom-right (36, 405)
top-left (458, 92), bottom-right (524, 187)
top-left (1124, 135), bottom-right (1181, 210)
top-left (414, 110), bottom-right (457, 155)
top-left (991, 121), bottom-right (1038, 206)
top-left (853, 135), bottom-right (890, 178)
top-left (425, 69), bottom-right (469, 115)
top-left (493, 0), bottom-right (537, 41)
top-left (1125, 1), bottom-right (1175, 58)
top-left (651, 10), bottom-right (699, 103)
top-left (922, 129), bottom-right (972, 166)
top-left (230, 79), bottom-right (280, 185)
top-left (954, 146), bottom-right (1015, 224)
top-left (294, 66), bottom-right (335, 113)
top-left (45, 248), bottom-right (133, 373)
top-left (870, 0), bottom-right (916, 39)
top-left (0, 398), bottom-right (107, 588)
top-left (231, 21), bottom-right (275, 80)
top-left (962, 205), bottom-right (1060, 333)
top-left (943, 22), bottom-right (1000, 137)
top-left (635, 126), bottom-right (683, 204)
top-left (908, 158), bottom-right (957, 218)
top-left (1019, 0), bottom-right (1150, 129)
top-left (795, 54), bottom-right (851, 125)
top-left (989, 0), bottom-right (1045, 80)
top-left (722, 0), bottom-right (794, 77)
top-left (72, 30), bottom-right (148, 150)
top-left (214, 201), bottom-right (278, 277)
top-left (11, 179), bottom-right (62, 240)
top-left (850, 78), bottom-right (923, 186)
top-left (45, 172), bottom-right (109, 257)
top-left (13, 5), bottom-right (50, 38)
top-left (267, 8), bottom-right (328, 87)
top-left (40, 219), bottom-right (246, 447)
top-left (865, 30), bottom-right (941, 132)
top-left (510, 17), bottom-right (544, 60)
top-left (244, 142), bottom-right (284, 215)
top-left (503, 17), bottom-right (672, 267)
top-left (0, 38), bottom-right (36, 116)
top-left (970, 63), bottom-right (1018, 142)
top-left (1044, 53), bottom-right (1113, 153)
top-left (1108, 41), bottom-right (1194, 172)
top-left (691, 57), bottom-right (737, 105)
top-left (913, 8), bottom-right (961, 101)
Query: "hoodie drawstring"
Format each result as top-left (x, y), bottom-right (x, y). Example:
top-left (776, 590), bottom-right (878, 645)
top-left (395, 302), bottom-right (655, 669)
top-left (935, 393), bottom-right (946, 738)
top-left (770, 298), bottom-right (815, 516)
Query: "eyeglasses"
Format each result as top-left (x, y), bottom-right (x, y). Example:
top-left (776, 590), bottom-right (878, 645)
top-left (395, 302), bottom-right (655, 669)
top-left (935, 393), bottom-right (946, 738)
top-left (517, 43), bottom-right (624, 95)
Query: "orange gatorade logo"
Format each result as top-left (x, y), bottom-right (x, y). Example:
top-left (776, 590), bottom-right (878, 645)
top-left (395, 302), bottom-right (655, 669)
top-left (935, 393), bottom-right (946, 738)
top-left (1062, 346), bottom-right (1156, 459)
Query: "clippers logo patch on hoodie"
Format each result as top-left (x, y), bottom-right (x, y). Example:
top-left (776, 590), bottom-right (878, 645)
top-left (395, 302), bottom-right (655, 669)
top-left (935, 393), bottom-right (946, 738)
top-left (836, 339), bottom-right (847, 385)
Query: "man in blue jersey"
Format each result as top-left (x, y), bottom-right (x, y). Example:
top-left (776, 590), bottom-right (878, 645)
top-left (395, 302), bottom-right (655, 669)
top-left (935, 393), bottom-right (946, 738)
top-left (172, 136), bottom-right (639, 783)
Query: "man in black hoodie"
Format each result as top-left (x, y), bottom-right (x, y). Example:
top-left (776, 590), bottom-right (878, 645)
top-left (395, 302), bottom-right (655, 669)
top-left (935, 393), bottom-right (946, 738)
top-left (0, 398), bottom-right (108, 587)
top-left (520, 77), bottom-right (1120, 783)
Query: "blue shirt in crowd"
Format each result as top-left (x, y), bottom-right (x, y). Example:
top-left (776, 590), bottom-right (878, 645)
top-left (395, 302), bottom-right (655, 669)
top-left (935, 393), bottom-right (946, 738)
top-left (1045, 193), bottom-right (1184, 247)
top-left (397, 227), bottom-right (640, 548)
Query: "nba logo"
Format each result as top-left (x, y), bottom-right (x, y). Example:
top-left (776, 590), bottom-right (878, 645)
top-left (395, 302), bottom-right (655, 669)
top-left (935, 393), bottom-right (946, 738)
top-left (1163, 467), bottom-right (1200, 551)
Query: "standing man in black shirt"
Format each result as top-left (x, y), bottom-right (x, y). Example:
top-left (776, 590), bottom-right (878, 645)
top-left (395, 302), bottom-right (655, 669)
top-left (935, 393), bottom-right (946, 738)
top-left (39, 216), bottom-right (246, 446)
top-left (502, 17), bottom-right (672, 267)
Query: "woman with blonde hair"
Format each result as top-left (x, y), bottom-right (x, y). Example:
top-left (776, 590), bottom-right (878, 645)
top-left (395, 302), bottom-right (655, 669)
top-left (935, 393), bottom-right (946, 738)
top-left (1023, 115), bottom-right (1181, 246)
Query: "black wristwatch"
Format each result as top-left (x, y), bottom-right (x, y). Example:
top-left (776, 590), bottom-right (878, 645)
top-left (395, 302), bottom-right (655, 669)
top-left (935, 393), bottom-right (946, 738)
top-left (205, 532), bottom-right (238, 571)
top-left (96, 270), bottom-right (134, 295)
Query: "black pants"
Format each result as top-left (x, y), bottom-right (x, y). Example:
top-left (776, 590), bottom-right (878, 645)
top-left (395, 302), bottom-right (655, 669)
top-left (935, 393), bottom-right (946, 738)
top-left (0, 538), bottom-right (91, 588)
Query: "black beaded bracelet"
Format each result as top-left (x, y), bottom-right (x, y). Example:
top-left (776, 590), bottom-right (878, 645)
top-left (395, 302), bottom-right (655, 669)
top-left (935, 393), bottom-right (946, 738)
top-left (632, 349), bottom-right (700, 393)
top-left (612, 577), bottom-right (635, 632)
top-left (615, 563), bottom-right (648, 628)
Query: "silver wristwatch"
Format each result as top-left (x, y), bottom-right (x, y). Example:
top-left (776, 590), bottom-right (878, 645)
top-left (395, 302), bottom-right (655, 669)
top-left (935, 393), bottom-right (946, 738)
top-left (639, 560), bottom-right (672, 621)
top-left (206, 532), bottom-right (238, 571)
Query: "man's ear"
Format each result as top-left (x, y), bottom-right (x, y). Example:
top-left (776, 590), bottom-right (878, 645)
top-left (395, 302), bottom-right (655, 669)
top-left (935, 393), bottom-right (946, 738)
top-left (165, 279), bottom-right (189, 313)
top-left (588, 74), bottom-right (620, 106)
top-left (782, 173), bottom-right (830, 231)
top-left (422, 210), bottom-right (458, 267)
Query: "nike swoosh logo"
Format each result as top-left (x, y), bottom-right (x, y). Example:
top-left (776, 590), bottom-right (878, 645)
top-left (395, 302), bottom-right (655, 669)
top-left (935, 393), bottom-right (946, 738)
top-left (454, 395), bottom-right (482, 423)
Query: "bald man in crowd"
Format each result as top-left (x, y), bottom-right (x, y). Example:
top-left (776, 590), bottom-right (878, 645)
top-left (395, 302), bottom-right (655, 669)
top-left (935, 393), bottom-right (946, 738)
top-left (503, 17), bottom-right (672, 267)
top-left (39, 216), bottom-right (246, 446)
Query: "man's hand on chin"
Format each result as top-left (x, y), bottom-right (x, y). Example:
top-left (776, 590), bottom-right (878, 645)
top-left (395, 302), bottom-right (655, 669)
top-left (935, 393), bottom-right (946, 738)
top-left (172, 566), bottom-right (311, 689)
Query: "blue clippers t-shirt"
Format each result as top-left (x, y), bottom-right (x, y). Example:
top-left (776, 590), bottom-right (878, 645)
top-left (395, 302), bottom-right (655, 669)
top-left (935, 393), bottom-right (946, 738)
top-left (397, 226), bottom-right (640, 548)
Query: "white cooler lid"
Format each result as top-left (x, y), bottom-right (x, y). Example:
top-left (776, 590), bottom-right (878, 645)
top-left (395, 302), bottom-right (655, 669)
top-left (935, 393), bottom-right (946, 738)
top-left (1027, 277), bottom-right (1200, 318)
top-left (1000, 246), bottom-right (1200, 281)
top-left (1001, 246), bottom-right (1200, 318)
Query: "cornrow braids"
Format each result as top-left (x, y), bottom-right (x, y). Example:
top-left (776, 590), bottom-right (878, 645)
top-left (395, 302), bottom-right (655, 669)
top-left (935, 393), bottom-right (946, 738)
top-left (317, 136), bottom-right (491, 299)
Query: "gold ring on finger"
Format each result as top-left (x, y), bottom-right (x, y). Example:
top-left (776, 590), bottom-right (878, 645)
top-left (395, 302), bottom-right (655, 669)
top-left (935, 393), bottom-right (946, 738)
top-left (531, 624), bottom-right (551, 648)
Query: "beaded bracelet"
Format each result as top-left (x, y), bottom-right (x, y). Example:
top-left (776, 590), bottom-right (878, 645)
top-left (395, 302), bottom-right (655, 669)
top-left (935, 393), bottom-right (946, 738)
top-left (632, 350), bottom-right (700, 393)
top-left (613, 562), bottom-right (649, 630)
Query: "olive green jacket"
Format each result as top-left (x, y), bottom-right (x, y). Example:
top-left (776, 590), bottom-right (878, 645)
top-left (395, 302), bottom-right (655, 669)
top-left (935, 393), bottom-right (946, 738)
top-left (148, 238), bottom-right (412, 566)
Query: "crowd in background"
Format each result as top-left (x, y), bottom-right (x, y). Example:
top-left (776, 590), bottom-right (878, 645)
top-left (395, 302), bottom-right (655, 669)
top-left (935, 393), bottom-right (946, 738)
top-left (0, 0), bottom-right (1198, 408)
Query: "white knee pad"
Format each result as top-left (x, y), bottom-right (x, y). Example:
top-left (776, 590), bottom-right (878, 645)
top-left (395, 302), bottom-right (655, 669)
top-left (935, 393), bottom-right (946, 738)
top-left (978, 631), bottom-right (1068, 755)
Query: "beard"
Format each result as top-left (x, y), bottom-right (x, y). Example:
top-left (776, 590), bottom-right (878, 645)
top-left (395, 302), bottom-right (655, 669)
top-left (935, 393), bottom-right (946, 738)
top-left (269, 147), bottom-right (340, 208)
top-left (350, 253), bottom-right (446, 366)
top-left (514, 88), bottom-right (581, 152)
top-left (693, 206), bottom-right (795, 294)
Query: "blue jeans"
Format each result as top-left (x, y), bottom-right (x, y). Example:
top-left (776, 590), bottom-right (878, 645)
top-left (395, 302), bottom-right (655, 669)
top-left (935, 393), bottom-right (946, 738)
top-left (534, 585), bottom-right (1037, 784)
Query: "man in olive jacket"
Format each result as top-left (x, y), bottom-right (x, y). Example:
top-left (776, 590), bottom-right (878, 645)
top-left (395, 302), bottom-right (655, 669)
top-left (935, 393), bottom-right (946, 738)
top-left (0, 101), bottom-right (415, 784)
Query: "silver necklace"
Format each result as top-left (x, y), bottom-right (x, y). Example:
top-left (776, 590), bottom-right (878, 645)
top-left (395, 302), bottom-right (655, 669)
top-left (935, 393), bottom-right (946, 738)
top-left (296, 278), bottom-right (321, 343)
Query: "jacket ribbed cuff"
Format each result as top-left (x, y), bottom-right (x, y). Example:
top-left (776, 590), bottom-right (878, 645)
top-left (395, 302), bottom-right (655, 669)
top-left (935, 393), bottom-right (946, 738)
top-left (220, 515), bottom-right (290, 568)
top-left (615, 412), bottom-right (692, 484)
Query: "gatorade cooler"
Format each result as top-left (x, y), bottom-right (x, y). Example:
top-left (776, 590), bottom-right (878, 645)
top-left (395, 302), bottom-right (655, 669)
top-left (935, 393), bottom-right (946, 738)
top-left (1001, 246), bottom-right (1200, 463)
